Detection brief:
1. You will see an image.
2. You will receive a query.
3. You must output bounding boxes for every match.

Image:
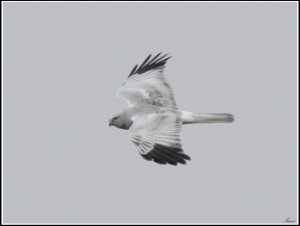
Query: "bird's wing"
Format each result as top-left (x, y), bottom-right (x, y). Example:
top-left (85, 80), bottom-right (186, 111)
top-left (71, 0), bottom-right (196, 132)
top-left (129, 112), bottom-right (191, 165)
top-left (117, 53), bottom-right (178, 109)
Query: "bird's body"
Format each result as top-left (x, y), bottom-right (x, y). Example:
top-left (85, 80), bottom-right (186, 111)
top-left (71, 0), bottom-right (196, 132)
top-left (109, 53), bottom-right (234, 165)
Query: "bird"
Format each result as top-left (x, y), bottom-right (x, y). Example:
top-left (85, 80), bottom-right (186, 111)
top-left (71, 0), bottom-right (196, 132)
top-left (109, 53), bottom-right (234, 165)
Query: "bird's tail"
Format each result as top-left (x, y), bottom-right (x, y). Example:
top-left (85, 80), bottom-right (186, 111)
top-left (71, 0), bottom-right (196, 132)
top-left (181, 111), bottom-right (234, 124)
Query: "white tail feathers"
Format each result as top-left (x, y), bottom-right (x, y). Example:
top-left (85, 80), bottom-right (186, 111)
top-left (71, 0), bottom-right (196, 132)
top-left (181, 111), bottom-right (234, 124)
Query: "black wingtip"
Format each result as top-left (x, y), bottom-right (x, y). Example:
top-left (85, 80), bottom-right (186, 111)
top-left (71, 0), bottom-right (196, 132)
top-left (128, 53), bottom-right (172, 77)
top-left (140, 144), bottom-right (191, 166)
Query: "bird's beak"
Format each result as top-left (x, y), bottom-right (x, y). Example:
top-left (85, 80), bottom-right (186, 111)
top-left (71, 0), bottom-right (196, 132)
top-left (109, 118), bottom-right (112, 127)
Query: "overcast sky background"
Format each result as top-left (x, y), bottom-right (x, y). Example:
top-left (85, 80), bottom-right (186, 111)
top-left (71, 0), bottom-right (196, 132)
top-left (3, 2), bottom-right (297, 224)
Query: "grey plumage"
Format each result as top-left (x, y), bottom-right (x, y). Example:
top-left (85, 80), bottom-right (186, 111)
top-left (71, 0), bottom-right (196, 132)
top-left (109, 53), bottom-right (234, 165)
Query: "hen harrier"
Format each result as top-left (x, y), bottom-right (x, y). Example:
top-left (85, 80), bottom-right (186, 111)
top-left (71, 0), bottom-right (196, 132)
top-left (109, 53), bottom-right (234, 165)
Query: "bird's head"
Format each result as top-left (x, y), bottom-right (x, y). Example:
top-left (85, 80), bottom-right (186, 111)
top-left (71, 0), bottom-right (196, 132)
top-left (109, 114), bottom-right (121, 127)
top-left (109, 111), bottom-right (133, 130)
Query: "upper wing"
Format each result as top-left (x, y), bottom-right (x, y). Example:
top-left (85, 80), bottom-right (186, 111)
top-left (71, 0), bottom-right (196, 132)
top-left (129, 112), bottom-right (191, 165)
top-left (117, 53), bottom-right (178, 109)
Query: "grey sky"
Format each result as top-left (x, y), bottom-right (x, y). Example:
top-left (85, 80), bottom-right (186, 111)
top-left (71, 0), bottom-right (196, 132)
top-left (3, 2), bottom-right (298, 224)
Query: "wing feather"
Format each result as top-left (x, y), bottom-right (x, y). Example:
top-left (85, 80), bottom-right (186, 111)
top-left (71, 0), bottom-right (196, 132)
top-left (117, 54), bottom-right (177, 109)
top-left (129, 112), bottom-right (191, 165)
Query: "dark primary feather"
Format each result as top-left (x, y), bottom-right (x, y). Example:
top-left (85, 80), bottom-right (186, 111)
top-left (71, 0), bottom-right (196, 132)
top-left (140, 144), bottom-right (191, 166)
top-left (128, 53), bottom-right (172, 77)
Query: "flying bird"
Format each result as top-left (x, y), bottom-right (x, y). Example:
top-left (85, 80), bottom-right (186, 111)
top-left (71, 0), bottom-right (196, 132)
top-left (109, 53), bottom-right (234, 165)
